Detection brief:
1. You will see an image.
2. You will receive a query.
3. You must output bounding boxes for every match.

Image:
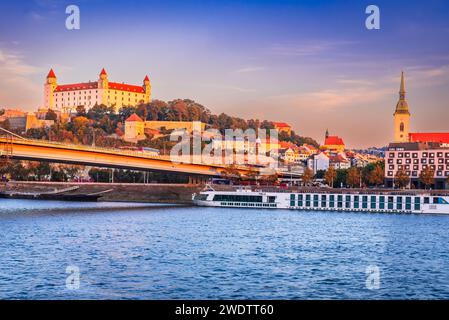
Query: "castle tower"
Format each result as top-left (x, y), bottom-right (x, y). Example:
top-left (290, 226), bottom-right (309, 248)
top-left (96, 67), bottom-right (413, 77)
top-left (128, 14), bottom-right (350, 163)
top-left (98, 68), bottom-right (109, 105)
top-left (44, 69), bottom-right (58, 109)
top-left (143, 75), bottom-right (151, 103)
top-left (394, 71), bottom-right (411, 142)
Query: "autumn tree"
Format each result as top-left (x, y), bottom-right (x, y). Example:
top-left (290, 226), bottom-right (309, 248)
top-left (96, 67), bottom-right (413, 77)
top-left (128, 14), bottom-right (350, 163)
top-left (394, 168), bottom-right (410, 189)
top-left (45, 109), bottom-right (58, 121)
top-left (419, 167), bottom-right (435, 189)
top-left (346, 167), bottom-right (361, 188)
top-left (324, 167), bottom-right (337, 187)
top-left (368, 164), bottom-right (384, 187)
top-left (301, 167), bottom-right (314, 186)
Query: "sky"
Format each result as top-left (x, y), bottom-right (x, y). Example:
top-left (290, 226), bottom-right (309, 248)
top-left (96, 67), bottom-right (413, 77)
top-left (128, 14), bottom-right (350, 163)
top-left (0, 0), bottom-right (448, 148)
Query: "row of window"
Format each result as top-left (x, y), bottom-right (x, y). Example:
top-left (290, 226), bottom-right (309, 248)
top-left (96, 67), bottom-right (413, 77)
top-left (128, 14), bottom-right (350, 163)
top-left (389, 158), bottom-right (449, 165)
top-left (220, 202), bottom-right (277, 208)
top-left (389, 152), bottom-right (449, 158)
top-left (289, 194), bottom-right (447, 210)
top-left (386, 170), bottom-right (448, 177)
top-left (55, 91), bottom-right (142, 97)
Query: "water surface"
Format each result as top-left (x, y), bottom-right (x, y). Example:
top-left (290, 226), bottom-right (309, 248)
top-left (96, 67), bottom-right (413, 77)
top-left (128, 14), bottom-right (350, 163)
top-left (1, 199), bottom-right (449, 299)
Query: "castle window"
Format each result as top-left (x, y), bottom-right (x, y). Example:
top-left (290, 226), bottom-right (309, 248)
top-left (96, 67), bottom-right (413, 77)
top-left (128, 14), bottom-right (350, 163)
top-left (400, 122), bottom-right (404, 132)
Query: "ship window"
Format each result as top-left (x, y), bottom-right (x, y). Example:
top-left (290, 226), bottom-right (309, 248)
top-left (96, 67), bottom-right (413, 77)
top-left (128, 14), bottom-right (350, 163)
top-left (345, 196), bottom-right (351, 208)
top-left (388, 196), bottom-right (394, 210)
top-left (354, 196), bottom-right (359, 209)
top-left (397, 197), bottom-right (403, 210)
top-left (424, 197), bottom-right (430, 204)
top-left (371, 196), bottom-right (376, 209)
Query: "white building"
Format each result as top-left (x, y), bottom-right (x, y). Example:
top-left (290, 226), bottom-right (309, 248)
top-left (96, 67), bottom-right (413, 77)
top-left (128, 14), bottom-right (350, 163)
top-left (307, 153), bottom-right (329, 174)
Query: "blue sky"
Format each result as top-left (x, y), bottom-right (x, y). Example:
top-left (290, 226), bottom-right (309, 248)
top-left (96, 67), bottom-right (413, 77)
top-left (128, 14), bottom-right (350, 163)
top-left (0, 0), bottom-right (449, 147)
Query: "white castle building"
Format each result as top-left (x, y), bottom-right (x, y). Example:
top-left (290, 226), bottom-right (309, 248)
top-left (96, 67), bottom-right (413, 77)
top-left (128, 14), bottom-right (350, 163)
top-left (44, 68), bottom-right (151, 112)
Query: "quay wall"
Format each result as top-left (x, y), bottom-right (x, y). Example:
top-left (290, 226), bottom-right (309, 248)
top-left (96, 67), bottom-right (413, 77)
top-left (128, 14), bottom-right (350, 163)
top-left (0, 181), bottom-right (204, 204)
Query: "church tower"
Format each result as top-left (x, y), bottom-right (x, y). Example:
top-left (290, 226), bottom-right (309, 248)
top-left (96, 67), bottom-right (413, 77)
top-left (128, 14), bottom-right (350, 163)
top-left (394, 71), bottom-right (411, 142)
top-left (44, 69), bottom-right (57, 109)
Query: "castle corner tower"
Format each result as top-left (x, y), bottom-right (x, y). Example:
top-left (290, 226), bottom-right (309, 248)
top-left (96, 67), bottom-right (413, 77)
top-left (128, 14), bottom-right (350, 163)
top-left (44, 68), bottom-right (57, 109)
top-left (393, 71), bottom-right (411, 142)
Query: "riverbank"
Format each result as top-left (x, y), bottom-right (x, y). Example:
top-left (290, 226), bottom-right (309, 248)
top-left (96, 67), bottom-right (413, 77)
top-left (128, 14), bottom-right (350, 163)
top-left (0, 181), bottom-right (204, 204)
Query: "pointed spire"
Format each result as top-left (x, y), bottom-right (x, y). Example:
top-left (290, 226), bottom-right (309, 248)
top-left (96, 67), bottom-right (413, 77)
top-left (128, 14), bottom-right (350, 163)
top-left (144, 75), bottom-right (150, 82)
top-left (47, 68), bottom-right (56, 78)
top-left (100, 68), bottom-right (107, 76)
top-left (325, 128), bottom-right (329, 138)
top-left (399, 71), bottom-right (406, 99)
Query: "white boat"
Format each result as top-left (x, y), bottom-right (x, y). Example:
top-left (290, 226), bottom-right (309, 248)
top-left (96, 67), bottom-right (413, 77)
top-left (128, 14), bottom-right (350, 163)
top-left (193, 185), bottom-right (449, 214)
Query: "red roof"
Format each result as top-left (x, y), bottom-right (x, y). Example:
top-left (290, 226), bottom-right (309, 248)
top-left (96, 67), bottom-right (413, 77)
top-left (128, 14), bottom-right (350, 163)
top-left (324, 136), bottom-right (345, 146)
top-left (55, 82), bottom-right (98, 92)
top-left (125, 114), bottom-right (143, 122)
top-left (409, 132), bottom-right (449, 144)
top-left (47, 69), bottom-right (56, 78)
top-left (144, 75), bottom-right (150, 81)
top-left (100, 68), bottom-right (107, 76)
top-left (109, 81), bottom-right (145, 93)
top-left (54, 81), bottom-right (145, 93)
top-left (54, 82), bottom-right (98, 92)
top-left (273, 122), bottom-right (291, 128)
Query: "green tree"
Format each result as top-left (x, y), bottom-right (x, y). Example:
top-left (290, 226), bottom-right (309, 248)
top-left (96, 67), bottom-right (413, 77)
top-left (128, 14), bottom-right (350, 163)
top-left (395, 168), bottom-right (410, 189)
top-left (419, 167), bottom-right (435, 189)
top-left (45, 109), bottom-right (58, 121)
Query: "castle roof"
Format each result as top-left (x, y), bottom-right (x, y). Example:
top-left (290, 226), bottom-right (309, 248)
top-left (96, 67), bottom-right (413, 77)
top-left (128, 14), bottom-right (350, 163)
top-left (53, 81), bottom-right (145, 93)
top-left (100, 68), bottom-right (107, 76)
top-left (109, 82), bottom-right (144, 93)
top-left (144, 75), bottom-right (150, 81)
top-left (47, 69), bottom-right (56, 78)
top-left (125, 113), bottom-right (144, 122)
top-left (409, 133), bottom-right (449, 144)
top-left (54, 82), bottom-right (98, 92)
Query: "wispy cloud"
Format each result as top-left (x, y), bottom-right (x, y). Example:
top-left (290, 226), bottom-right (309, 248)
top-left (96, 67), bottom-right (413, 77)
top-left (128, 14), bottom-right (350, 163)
top-left (269, 40), bottom-right (355, 57)
top-left (0, 48), bottom-right (42, 109)
top-left (234, 66), bottom-right (265, 74)
top-left (200, 83), bottom-right (256, 93)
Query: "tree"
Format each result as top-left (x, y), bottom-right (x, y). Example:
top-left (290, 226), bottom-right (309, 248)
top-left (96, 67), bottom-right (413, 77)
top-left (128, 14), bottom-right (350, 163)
top-left (368, 164), bottom-right (384, 187)
top-left (395, 168), bottom-right (410, 189)
top-left (45, 109), bottom-right (58, 121)
top-left (346, 167), bottom-right (361, 188)
top-left (301, 167), bottom-right (314, 186)
top-left (76, 105), bottom-right (86, 117)
top-left (419, 167), bottom-right (435, 189)
top-left (324, 167), bottom-right (337, 187)
top-left (220, 165), bottom-right (242, 183)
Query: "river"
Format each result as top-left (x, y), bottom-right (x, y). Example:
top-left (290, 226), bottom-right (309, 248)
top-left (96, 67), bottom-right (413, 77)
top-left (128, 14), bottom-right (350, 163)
top-left (1, 199), bottom-right (449, 299)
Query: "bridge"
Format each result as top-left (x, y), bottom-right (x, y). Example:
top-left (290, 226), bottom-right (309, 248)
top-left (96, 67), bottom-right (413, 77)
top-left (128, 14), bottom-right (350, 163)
top-left (0, 133), bottom-right (259, 182)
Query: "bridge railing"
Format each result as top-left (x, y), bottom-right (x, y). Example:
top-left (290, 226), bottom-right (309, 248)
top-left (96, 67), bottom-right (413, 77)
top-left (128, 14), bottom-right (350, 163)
top-left (0, 136), bottom-right (257, 172)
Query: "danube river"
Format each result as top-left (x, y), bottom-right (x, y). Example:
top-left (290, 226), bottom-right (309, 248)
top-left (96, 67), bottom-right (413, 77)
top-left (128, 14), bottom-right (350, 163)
top-left (1, 199), bottom-right (449, 299)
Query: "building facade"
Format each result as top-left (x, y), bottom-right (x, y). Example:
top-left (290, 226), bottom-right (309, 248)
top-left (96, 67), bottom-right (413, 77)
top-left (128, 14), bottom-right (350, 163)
top-left (385, 72), bottom-right (449, 189)
top-left (44, 68), bottom-right (151, 112)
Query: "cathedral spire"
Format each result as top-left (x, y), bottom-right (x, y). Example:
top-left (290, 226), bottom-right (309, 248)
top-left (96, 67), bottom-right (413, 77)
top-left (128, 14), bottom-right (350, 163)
top-left (399, 70), bottom-right (406, 100)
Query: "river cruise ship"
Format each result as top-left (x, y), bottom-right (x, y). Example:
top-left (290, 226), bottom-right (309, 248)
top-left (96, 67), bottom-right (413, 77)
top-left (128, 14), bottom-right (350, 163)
top-left (193, 186), bottom-right (449, 214)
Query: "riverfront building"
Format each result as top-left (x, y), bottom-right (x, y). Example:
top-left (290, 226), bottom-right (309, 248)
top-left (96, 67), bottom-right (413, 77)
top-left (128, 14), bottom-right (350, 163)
top-left (385, 72), bottom-right (449, 189)
top-left (44, 68), bottom-right (151, 112)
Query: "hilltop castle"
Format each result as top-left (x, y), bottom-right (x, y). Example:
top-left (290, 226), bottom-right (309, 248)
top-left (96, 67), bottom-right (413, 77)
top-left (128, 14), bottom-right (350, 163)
top-left (44, 68), bottom-right (151, 112)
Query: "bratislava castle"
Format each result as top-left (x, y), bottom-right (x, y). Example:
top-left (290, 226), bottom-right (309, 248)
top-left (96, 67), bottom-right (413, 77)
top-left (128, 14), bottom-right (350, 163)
top-left (44, 68), bottom-right (151, 112)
